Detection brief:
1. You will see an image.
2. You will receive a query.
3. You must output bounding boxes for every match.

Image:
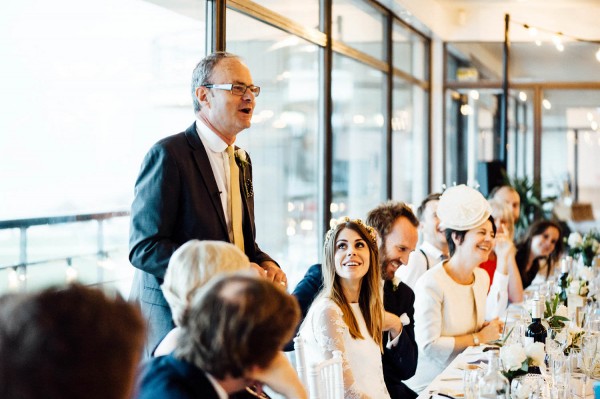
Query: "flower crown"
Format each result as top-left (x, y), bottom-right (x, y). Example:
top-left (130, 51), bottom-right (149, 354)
top-left (324, 216), bottom-right (378, 247)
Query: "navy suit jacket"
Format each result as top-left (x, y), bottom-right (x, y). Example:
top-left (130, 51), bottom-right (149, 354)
top-left (129, 123), bottom-right (275, 355)
top-left (292, 264), bottom-right (418, 399)
top-left (136, 355), bottom-right (221, 399)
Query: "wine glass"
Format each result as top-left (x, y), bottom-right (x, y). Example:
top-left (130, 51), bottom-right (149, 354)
top-left (581, 335), bottom-right (598, 378)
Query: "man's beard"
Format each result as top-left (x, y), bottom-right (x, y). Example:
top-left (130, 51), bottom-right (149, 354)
top-left (379, 244), bottom-right (394, 281)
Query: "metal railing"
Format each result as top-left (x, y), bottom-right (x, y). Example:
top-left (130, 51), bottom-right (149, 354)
top-left (0, 211), bottom-right (130, 292)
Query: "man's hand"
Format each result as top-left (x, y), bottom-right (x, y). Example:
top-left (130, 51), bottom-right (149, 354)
top-left (256, 261), bottom-right (287, 288)
top-left (383, 311), bottom-right (403, 339)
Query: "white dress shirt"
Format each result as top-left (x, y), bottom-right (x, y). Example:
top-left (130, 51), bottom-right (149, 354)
top-left (396, 241), bottom-right (446, 290)
top-left (195, 119), bottom-right (235, 242)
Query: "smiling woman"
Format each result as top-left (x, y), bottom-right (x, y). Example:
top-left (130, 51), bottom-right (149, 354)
top-left (406, 185), bottom-right (504, 394)
top-left (299, 217), bottom-right (391, 398)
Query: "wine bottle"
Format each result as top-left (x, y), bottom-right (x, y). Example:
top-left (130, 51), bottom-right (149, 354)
top-left (558, 257), bottom-right (570, 306)
top-left (477, 350), bottom-right (509, 399)
top-left (525, 299), bottom-right (547, 374)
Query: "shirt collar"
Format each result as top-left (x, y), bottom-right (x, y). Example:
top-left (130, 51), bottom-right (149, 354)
top-left (195, 117), bottom-right (229, 153)
top-left (204, 371), bottom-right (229, 399)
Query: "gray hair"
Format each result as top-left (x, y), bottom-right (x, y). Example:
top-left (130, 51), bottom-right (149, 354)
top-left (191, 52), bottom-right (241, 113)
top-left (161, 240), bottom-right (250, 326)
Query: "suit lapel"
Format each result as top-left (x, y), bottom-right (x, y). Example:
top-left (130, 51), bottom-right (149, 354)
top-left (184, 124), bottom-right (228, 238)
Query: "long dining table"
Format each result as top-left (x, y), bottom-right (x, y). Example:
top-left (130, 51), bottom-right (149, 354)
top-left (416, 344), bottom-right (492, 399)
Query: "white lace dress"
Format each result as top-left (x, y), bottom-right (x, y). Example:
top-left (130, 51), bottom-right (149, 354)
top-left (299, 297), bottom-right (391, 399)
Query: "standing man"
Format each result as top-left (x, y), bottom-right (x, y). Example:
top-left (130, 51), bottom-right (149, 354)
top-left (129, 52), bottom-right (286, 356)
top-left (292, 201), bottom-right (420, 398)
top-left (397, 193), bottom-right (448, 290)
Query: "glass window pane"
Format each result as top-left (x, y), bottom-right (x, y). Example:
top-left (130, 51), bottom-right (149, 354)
top-left (393, 22), bottom-right (429, 80)
top-left (507, 90), bottom-right (534, 180)
top-left (252, 0), bottom-right (319, 29)
top-left (226, 10), bottom-right (320, 288)
top-left (332, 0), bottom-right (384, 61)
top-left (542, 89), bottom-right (600, 216)
top-left (331, 54), bottom-right (384, 220)
top-left (392, 79), bottom-right (429, 204)
top-left (0, 0), bottom-right (205, 293)
top-left (445, 89), bottom-right (503, 187)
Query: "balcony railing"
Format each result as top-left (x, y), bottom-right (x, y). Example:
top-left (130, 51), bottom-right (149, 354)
top-left (0, 211), bottom-right (132, 294)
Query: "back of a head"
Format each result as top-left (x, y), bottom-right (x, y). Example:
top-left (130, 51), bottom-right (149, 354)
top-left (0, 284), bottom-right (145, 399)
top-left (162, 240), bottom-right (250, 326)
top-left (176, 274), bottom-right (299, 380)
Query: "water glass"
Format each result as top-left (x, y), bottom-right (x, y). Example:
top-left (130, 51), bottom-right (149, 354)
top-left (569, 372), bottom-right (588, 399)
top-left (463, 364), bottom-right (483, 399)
top-left (550, 353), bottom-right (569, 387)
top-left (546, 327), bottom-right (564, 355)
top-left (549, 384), bottom-right (568, 399)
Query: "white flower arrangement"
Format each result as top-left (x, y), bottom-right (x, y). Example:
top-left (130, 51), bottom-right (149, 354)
top-left (499, 342), bottom-right (545, 379)
top-left (567, 278), bottom-right (590, 296)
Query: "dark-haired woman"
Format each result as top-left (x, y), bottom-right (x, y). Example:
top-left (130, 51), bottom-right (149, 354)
top-left (515, 220), bottom-right (563, 289)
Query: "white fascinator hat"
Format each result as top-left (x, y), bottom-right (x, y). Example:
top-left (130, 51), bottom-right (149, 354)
top-left (437, 184), bottom-right (492, 231)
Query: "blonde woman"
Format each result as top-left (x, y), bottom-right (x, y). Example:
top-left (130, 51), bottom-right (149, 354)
top-left (155, 240), bottom-right (252, 356)
top-left (300, 218), bottom-right (390, 399)
top-left (481, 199), bottom-right (524, 319)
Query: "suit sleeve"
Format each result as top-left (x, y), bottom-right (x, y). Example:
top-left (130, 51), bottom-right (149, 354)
top-left (129, 144), bottom-right (181, 280)
top-left (383, 285), bottom-right (418, 380)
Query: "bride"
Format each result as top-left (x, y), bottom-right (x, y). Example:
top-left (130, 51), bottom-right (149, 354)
top-left (299, 217), bottom-right (390, 399)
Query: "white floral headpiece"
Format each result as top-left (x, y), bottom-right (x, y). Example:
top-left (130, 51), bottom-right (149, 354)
top-left (325, 216), bottom-right (378, 247)
top-left (437, 184), bottom-right (492, 231)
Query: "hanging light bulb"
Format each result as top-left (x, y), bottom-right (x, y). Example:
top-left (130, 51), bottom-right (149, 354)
top-left (596, 48), bottom-right (600, 62)
top-left (528, 26), bottom-right (538, 37)
top-left (519, 92), bottom-right (528, 102)
top-left (551, 33), bottom-right (565, 51)
top-left (535, 39), bottom-right (542, 46)
top-left (543, 99), bottom-right (552, 110)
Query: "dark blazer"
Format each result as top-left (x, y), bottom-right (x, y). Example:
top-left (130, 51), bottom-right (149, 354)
top-left (136, 355), bottom-right (221, 399)
top-left (291, 264), bottom-right (418, 399)
top-left (382, 279), bottom-right (418, 399)
top-left (129, 123), bottom-right (275, 355)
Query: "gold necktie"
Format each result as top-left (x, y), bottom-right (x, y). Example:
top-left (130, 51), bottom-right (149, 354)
top-left (226, 145), bottom-right (244, 252)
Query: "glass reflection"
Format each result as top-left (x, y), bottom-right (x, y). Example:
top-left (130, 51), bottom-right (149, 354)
top-left (332, 0), bottom-right (383, 60)
top-left (392, 78), bottom-right (428, 204)
top-left (226, 10), bottom-right (320, 288)
top-left (332, 54), bottom-right (384, 220)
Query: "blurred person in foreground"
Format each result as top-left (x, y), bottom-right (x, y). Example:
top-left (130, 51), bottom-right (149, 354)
top-left (136, 273), bottom-right (305, 399)
top-left (154, 239), bottom-right (252, 356)
top-left (406, 185), bottom-right (504, 393)
top-left (129, 51), bottom-right (285, 356)
top-left (0, 284), bottom-right (145, 399)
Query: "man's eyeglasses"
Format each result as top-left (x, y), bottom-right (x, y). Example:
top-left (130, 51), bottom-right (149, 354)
top-left (203, 83), bottom-right (260, 97)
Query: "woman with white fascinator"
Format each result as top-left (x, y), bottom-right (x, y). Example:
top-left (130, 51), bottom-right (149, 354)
top-left (405, 185), bottom-right (505, 393)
